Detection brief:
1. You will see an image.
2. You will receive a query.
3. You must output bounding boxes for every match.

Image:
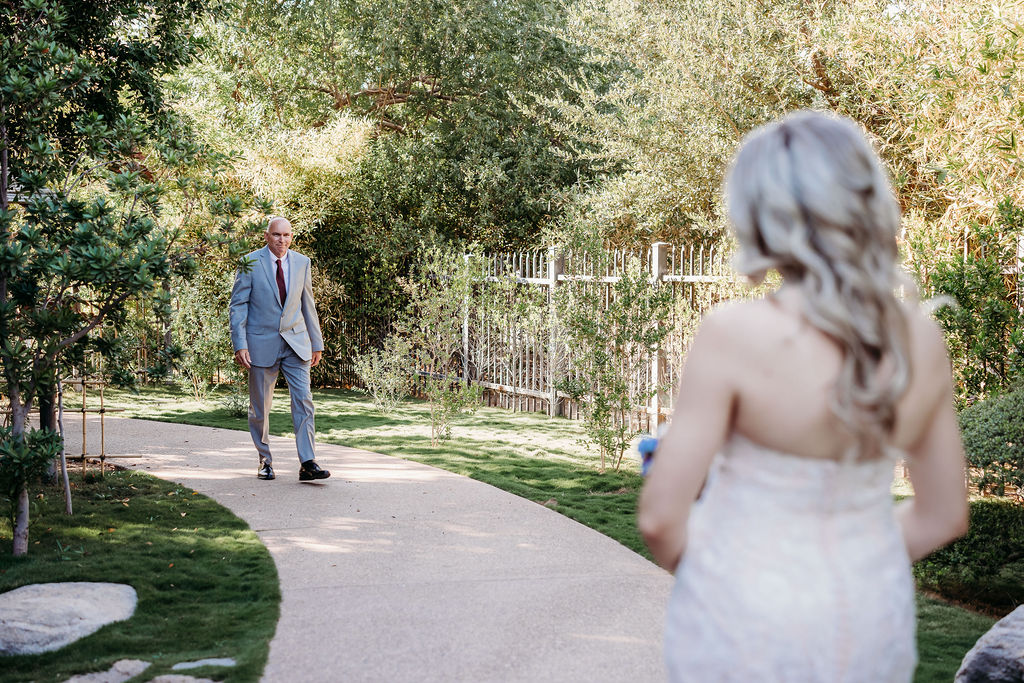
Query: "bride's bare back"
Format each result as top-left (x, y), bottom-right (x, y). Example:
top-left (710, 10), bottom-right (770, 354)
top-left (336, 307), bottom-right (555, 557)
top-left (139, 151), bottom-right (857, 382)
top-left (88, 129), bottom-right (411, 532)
top-left (719, 288), bottom-right (955, 461)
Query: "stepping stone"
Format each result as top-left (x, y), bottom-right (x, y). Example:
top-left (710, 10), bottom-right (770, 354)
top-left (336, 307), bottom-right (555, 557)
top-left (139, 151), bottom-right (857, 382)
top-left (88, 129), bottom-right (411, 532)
top-left (0, 582), bottom-right (137, 656)
top-left (64, 659), bottom-right (150, 683)
top-left (172, 657), bottom-right (236, 670)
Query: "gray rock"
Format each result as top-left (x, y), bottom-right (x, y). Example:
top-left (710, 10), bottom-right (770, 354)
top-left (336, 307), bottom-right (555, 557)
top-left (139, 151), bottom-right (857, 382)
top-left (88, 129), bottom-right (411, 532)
top-left (64, 659), bottom-right (150, 683)
top-left (956, 605), bottom-right (1024, 682)
top-left (171, 657), bottom-right (236, 671)
top-left (0, 582), bottom-right (137, 656)
top-left (150, 676), bottom-right (217, 683)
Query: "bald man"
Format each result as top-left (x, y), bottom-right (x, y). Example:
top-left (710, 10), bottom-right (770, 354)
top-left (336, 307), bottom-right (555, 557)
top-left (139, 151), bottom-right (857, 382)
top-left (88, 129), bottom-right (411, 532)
top-left (229, 217), bottom-right (329, 481)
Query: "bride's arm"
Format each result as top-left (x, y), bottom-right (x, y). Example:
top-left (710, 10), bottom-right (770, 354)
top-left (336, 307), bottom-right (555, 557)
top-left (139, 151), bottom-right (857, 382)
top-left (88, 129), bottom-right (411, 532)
top-left (896, 323), bottom-right (969, 561)
top-left (638, 310), bottom-right (736, 571)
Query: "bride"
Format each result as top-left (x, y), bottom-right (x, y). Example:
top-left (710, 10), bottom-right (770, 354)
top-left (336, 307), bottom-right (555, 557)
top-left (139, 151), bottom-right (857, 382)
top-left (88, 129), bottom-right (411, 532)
top-left (638, 110), bottom-right (968, 682)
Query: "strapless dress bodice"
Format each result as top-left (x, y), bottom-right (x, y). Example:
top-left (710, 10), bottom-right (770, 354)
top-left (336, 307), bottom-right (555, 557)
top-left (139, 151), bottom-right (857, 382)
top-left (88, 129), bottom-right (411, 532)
top-left (714, 433), bottom-right (900, 512)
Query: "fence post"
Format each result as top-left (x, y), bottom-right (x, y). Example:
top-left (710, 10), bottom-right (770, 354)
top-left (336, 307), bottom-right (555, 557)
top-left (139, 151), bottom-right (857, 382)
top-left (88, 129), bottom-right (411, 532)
top-left (649, 242), bottom-right (669, 428)
top-left (547, 246), bottom-right (564, 417)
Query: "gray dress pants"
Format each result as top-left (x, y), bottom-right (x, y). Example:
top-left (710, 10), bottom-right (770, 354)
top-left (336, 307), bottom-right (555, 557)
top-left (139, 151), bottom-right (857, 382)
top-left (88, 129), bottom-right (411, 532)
top-left (248, 345), bottom-right (316, 465)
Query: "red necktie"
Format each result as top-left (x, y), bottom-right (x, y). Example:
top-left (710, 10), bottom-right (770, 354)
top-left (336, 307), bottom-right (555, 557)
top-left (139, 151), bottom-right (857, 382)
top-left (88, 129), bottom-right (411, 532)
top-left (275, 258), bottom-right (287, 304)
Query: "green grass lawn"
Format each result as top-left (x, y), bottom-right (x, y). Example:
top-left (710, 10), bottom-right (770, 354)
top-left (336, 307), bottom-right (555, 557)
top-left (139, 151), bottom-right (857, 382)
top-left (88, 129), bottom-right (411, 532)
top-left (0, 470), bottom-right (278, 683)
top-left (66, 385), bottom-right (995, 681)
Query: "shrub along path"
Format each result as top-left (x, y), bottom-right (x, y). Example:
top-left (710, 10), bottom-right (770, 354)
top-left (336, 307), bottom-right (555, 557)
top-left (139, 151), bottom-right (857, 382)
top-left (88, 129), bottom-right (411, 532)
top-left (64, 416), bottom-right (671, 682)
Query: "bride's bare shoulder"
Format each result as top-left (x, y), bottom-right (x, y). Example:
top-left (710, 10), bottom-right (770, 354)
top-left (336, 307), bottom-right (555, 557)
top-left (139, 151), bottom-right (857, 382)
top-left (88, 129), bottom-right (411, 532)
top-left (700, 297), bottom-right (785, 333)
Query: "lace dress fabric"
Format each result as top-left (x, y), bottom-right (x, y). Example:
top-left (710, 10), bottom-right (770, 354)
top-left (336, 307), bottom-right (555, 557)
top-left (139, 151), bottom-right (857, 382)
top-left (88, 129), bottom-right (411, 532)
top-left (664, 434), bottom-right (916, 682)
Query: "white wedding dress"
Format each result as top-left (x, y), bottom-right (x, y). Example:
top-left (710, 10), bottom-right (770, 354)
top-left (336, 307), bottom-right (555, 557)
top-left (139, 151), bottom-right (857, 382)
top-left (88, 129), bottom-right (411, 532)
top-left (664, 434), bottom-right (917, 682)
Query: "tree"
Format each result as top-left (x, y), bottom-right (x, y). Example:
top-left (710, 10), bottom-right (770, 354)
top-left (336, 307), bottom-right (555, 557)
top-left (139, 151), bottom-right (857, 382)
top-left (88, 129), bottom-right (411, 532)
top-left (816, 2), bottom-right (1024, 239)
top-left (544, 0), bottom-right (1023, 247)
top-left (544, 0), bottom-right (1024, 401)
top-left (395, 245), bottom-right (481, 445)
top-left (191, 0), bottom-right (594, 250)
top-left (0, 0), bottom-right (253, 556)
top-left (929, 200), bottom-right (1024, 406)
top-left (540, 0), bottom-right (828, 246)
top-left (556, 242), bottom-right (674, 471)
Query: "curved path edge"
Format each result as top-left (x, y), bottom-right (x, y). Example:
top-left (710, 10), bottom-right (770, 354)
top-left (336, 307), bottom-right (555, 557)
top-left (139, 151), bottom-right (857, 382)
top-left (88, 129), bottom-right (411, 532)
top-left (66, 417), bottom-right (672, 682)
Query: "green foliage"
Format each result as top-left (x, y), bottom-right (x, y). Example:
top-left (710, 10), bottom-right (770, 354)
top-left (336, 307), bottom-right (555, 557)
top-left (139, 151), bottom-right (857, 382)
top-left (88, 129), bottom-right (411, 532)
top-left (556, 248), bottom-right (674, 471)
top-left (428, 378), bottom-right (482, 444)
top-left (217, 378), bottom-right (249, 419)
top-left (200, 0), bottom-right (591, 246)
top-left (163, 0), bottom-right (1024, 398)
top-left (543, 0), bottom-right (826, 245)
top-left (823, 2), bottom-right (1024, 237)
top-left (353, 335), bottom-right (413, 415)
top-left (960, 388), bottom-right (1024, 499)
top-left (929, 200), bottom-right (1024, 404)
top-left (0, 427), bottom-right (60, 520)
top-left (172, 268), bottom-right (236, 400)
top-left (0, 0), bottom-right (256, 554)
top-left (545, 0), bottom-right (1024, 250)
top-left (397, 245), bottom-right (482, 444)
top-left (914, 499), bottom-right (1024, 614)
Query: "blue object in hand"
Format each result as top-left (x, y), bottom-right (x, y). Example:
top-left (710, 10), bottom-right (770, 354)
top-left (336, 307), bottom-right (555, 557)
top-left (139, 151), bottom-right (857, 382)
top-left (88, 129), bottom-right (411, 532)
top-left (638, 436), bottom-right (659, 476)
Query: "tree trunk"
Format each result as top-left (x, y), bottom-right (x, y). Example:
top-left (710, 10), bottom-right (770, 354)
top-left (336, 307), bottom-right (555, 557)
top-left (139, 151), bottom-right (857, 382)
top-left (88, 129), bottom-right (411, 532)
top-left (8, 393), bottom-right (32, 555)
top-left (13, 483), bottom-right (29, 556)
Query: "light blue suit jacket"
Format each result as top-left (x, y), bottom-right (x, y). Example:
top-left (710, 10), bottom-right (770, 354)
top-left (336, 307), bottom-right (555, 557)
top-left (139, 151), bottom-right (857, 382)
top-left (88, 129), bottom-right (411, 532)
top-left (229, 246), bottom-right (324, 367)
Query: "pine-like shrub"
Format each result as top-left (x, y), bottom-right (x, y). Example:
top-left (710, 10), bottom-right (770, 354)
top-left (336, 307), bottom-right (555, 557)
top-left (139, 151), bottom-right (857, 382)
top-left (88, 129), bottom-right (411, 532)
top-left (960, 388), bottom-right (1024, 499)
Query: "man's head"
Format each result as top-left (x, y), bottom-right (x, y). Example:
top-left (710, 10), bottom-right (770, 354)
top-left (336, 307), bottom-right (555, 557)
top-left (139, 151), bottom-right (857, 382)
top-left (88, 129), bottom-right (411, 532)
top-left (265, 217), bottom-right (293, 258)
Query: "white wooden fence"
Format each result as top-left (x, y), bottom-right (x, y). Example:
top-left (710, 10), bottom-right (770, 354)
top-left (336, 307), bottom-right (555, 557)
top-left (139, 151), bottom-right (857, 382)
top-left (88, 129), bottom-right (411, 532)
top-left (460, 242), bottom-right (735, 429)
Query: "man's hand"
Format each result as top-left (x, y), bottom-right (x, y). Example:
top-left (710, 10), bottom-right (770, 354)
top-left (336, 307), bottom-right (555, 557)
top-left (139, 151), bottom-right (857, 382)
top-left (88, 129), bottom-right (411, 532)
top-left (234, 349), bottom-right (252, 369)
top-left (310, 351), bottom-right (322, 368)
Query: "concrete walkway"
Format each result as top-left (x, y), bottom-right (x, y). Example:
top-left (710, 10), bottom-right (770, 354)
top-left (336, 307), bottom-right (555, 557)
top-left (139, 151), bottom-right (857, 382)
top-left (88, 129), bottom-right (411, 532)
top-left (65, 417), bottom-right (672, 682)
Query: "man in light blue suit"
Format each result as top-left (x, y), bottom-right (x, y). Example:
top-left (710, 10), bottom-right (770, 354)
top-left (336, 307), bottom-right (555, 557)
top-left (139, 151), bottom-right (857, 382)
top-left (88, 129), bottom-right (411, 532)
top-left (230, 217), bottom-right (330, 482)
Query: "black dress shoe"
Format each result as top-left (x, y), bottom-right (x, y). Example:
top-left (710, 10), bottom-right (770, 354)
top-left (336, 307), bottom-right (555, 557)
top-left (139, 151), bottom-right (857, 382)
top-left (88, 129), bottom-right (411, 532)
top-left (299, 459), bottom-right (330, 481)
top-left (257, 463), bottom-right (275, 480)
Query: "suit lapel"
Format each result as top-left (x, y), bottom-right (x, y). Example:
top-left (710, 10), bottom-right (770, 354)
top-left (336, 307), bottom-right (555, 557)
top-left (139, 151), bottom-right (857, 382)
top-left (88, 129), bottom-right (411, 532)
top-left (285, 253), bottom-right (303, 308)
top-left (259, 247), bottom-right (281, 307)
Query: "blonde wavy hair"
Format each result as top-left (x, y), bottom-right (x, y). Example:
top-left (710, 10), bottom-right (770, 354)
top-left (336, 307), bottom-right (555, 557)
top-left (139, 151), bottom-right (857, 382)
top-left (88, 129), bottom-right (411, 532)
top-left (725, 110), bottom-right (911, 452)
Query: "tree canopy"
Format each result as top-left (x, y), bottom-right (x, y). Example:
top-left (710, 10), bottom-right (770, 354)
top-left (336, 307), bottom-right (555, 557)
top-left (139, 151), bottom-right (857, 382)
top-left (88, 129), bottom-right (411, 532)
top-left (541, 0), bottom-right (1023, 247)
top-left (190, 0), bottom-right (595, 248)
